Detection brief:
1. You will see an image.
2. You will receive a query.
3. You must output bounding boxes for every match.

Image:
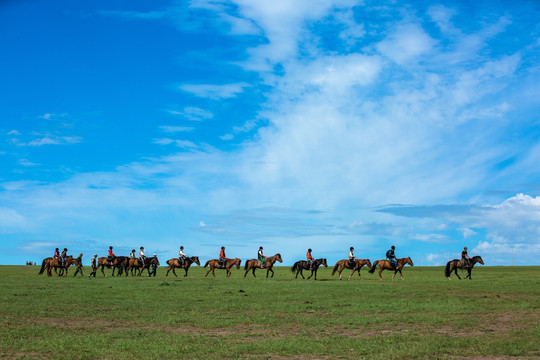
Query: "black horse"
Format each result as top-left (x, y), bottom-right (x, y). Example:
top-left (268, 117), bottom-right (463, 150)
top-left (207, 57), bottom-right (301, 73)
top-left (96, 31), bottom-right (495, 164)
top-left (291, 258), bottom-right (327, 280)
top-left (445, 255), bottom-right (484, 280)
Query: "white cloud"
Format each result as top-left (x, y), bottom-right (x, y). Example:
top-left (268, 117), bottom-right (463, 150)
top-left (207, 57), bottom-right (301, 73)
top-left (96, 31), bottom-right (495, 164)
top-left (179, 82), bottom-right (250, 99)
top-left (376, 23), bottom-right (435, 65)
top-left (26, 135), bottom-right (82, 147)
top-left (158, 126), bottom-right (195, 133)
top-left (166, 107), bottom-right (214, 121)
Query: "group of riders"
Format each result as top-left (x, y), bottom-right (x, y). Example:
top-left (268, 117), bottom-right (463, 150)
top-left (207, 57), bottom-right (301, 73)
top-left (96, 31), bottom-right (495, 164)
top-left (53, 244), bottom-right (475, 274)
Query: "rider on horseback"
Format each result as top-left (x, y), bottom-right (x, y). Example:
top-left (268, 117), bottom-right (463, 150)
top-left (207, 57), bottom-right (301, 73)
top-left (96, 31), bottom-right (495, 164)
top-left (348, 247), bottom-right (356, 267)
top-left (54, 248), bottom-right (60, 260)
top-left (461, 247), bottom-right (471, 269)
top-left (219, 247), bottom-right (226, 268)
top-left (129, 249), bottom-right (136, 259)
top-left (60, 248), bottom-right (68, 267)
top-left (386, 246), bottom-right (398, 270)
top-left (108, 246), bottom-right (116, 266)
top-left (307, 249), bottom-right (314, 270)
top-left (258, 246), bottom-right (266, 268)
top-left (179, 246), bottom-right (187, 267)
top-left (139, 247), bottom-right (147, 267)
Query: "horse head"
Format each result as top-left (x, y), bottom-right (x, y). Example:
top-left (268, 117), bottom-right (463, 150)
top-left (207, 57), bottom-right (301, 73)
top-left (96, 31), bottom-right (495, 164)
top-left (276, 253), bottom-right (283, 263)
top-left (235, 258), bottom-right (241, 268)
top-left (406, 257), bottom-right (414, 266)
top-left (473, 256), bottom-right (484, 265)
top-left (321, 258), bottom-right (328, 267)
top-left (191, 256), bottom-right (200, 266)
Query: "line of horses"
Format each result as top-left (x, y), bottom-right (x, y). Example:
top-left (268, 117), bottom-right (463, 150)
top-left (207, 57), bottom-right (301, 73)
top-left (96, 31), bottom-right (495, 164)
top-left (38, 253), bottom-right (484, 280)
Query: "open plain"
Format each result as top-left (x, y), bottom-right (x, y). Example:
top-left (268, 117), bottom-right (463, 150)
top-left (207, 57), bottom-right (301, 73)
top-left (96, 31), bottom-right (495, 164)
top-left (1, 265), bottom-right (539, 359)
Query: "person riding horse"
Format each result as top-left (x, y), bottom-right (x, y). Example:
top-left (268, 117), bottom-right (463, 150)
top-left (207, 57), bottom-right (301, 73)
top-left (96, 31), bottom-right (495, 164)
top-left (348, 247), bottom-right (356, 267)
top-left (139, 247), bottom-right (147, 267)
top-left (386, 246), bottom-right (398, 270)
top-left (60, 248), bottom-right (68, 267)
top-left (258, 246), bottom-right (266, 268)
top-left (307, 249), bottom-right (314, 270)
top-left (178, 246), bottom-right (187, 267)
top-left (461, 247), bottom-right (471, 268)
top-left (219, 247), bottom-right (226, 268)
top-left (107, 246), bottom-right (116, 266)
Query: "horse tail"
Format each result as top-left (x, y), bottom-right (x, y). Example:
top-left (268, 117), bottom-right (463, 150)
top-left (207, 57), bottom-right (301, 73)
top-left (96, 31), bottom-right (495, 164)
top-left (445, 261), bottom-right (452, 278)
top-left (291, 262), bottom-right (298, 272)
top-left (244, 260), bottom-right (249, 270)
top-left (204, 260), bottom-right (210, 268)
top-left (368, 261), bottom-right (379, 274)
top-left (166, 259), bottom-right (171, 265)
top-left (332, 262), bottom-right (340, 276)
top-left (39, 259), bottom-right (46, 275)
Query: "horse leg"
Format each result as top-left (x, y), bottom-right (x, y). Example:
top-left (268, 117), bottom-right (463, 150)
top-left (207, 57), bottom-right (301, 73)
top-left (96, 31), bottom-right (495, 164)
top-left (348, 268), bottom-right (356, 280)
top-left (205, 266), bottom-right (212, 277)
top-left (307, 269), bottom-right (313, 279)
top-left (101, 265), bottom-right (106, 277)
top-left (226, 268), bottom-right (231, 277)
top-left (399, 270), bottom-right (404, 280)
top-left (454, 267), bottom-right (461, 280)
top-left (378, 269), bottom-right (383, 281)
top-left (184, 268), bottom-right (188, 277)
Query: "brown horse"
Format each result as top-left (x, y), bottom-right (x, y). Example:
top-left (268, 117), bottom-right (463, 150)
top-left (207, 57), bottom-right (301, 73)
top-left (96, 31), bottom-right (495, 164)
top-left (445, 255), bottom-right (484, 280)
top-left (129, 256), bottom-right (160, 276)
top-left (97, 256), bottom-right (129, 277)
top-left (38, 256), bottom-right (76, 277)
top-left (291, 258), bottom-right (327, 280)
top-left (204, 258), bottom-right (241, 277)
top-left (332, 258), bottom-right (372, 280)
top-left (244, 253), bottom-right (283, 278)
top-left (369, 257), bottom-right (414, 280)
top-left (166, 256), bottom-right (200, 277)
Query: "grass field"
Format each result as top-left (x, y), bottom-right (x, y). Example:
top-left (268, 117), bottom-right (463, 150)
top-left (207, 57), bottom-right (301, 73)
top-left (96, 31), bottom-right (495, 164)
top-left (1, 264), bottom-right (539, 359)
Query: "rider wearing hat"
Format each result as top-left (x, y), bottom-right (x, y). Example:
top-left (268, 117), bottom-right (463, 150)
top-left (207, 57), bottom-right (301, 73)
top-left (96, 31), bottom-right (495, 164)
top-left (219, 246), bottom-right (226, 268)
top-left (386, 245), bottom-right (398, 270)
top-left (461, 246), bottom-right (471, 268)
top-left (107, 246), bottom-right (116, 266)
top-left (348, 247), bottom-right (356, 267)
top-left (60, 248), bottom-right (68, 267)
top-left (307, 249), bottom-right (314, 270)
top-left (139, 246), bottom-right (147, 267)
top-left (178, 246), bottom-right (187, 266)
top-left (258, 246), bottom-right (266, 268)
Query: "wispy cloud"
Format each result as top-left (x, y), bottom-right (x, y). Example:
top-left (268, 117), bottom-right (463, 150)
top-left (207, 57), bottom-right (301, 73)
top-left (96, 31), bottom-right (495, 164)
top-left (178, 82), bottom-right (251, 99)
top-left (158, 126), bottom-right (195, 133)
top-left (165, 107), bottom-right (214, 121)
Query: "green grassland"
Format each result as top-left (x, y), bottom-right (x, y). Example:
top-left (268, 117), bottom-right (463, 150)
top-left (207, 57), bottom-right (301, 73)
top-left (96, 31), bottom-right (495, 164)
top-left (1, 264), bottom-right (539, 359)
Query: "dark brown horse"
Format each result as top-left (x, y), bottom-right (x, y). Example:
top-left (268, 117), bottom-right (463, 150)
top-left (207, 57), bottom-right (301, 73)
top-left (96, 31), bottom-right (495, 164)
top-left (332, 258), bottom-right (372, 280)
top-left (39, 256), bottom-right (76, 277)
top-left (97, 256), bottom-right (128, 277)
top-left (445, 255), bottom-right (484, 280)
top-left (369, 257), bottom-right (414, 280)
top-left (204, 258), bottom-right (241, 277)
top-left (291, 258), bottom-right (327, 280)
top-left (131, 256), bottom-right (159, 276)
top-left (166, 256), bottom-right (200, 277)
top-left (244, 253), bottom-right (283, 278)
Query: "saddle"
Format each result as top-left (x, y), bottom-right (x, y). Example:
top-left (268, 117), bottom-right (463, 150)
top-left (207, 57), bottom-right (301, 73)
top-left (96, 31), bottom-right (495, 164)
top-left (348, 259), bottom-right (355, 267)
top-left (219, 260), bottom-right (226, 268)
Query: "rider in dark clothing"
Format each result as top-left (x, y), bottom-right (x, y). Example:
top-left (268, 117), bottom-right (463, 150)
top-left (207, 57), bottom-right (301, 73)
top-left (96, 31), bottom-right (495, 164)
top-left (461, 247), bottom-right (471, 268)
top-left (60, 248), bottom-right (68, 267)
top-left (386, 246), bottom-right (398, 270)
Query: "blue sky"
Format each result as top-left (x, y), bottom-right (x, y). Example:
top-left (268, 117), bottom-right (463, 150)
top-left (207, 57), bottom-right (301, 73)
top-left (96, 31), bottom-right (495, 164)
top-left (1, 0), bottom-right (540, 266)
